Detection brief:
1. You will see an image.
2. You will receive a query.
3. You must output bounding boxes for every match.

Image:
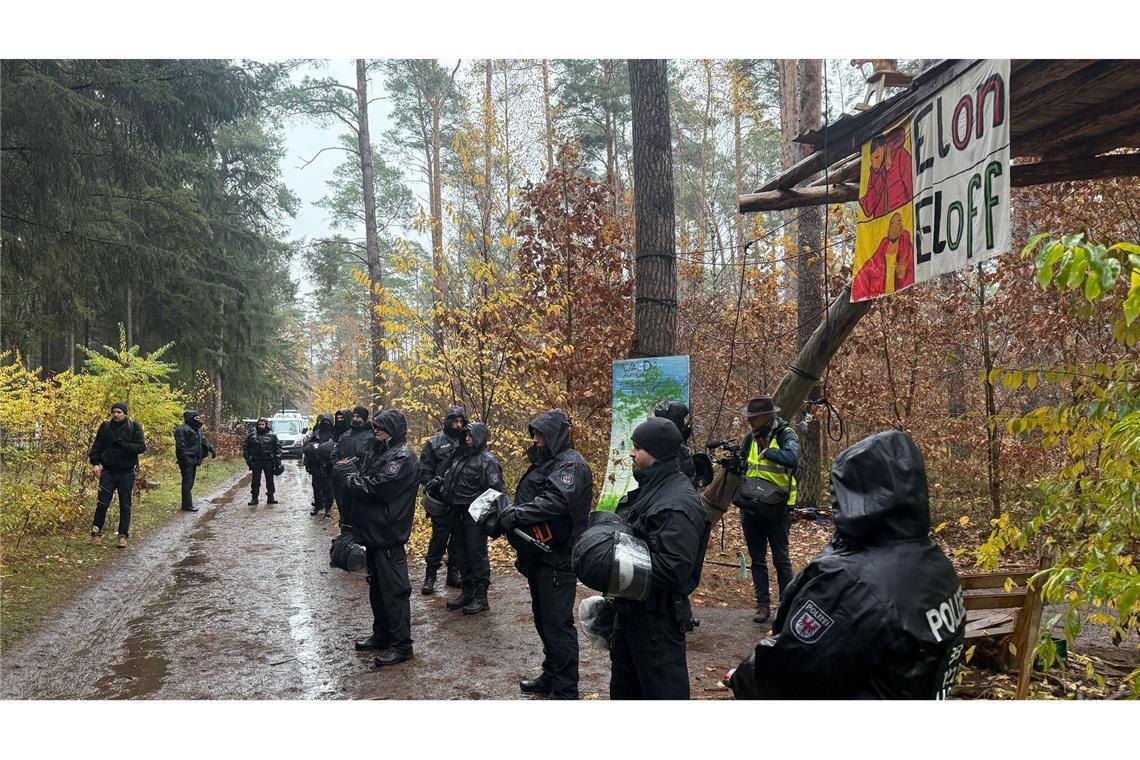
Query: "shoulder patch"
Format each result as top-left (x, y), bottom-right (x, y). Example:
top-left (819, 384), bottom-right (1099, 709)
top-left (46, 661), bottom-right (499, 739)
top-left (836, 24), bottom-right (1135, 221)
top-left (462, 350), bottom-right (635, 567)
top-left (489, 471), bottom-right (500, 485)
top-left (789, 600), bottom-right (834, 644)
top-left (560, 471), bottom-right (574, 487)
top-left (385, 461), bottom-right (401, 475)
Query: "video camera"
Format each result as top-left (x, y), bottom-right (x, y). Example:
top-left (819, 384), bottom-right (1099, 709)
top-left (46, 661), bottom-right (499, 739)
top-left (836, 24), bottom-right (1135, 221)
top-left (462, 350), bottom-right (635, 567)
top-left (704, 438), bottom-right (741, 469)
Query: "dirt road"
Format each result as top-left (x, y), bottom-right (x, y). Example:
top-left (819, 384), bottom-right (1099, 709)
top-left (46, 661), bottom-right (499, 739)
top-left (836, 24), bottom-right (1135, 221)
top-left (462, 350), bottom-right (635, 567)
top-left (1, 464), bottom-right (761, 700)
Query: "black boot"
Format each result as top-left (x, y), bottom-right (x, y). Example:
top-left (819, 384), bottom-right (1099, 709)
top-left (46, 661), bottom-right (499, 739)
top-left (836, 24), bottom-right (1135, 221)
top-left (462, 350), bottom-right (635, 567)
top-left (421, 568), bottom-right (438, 596)
top-left (354, 634), bottom-right (388, 651)
top-left (519, 674), bottom-right (552, 695)
top-left (266, 494), bottom-right (278, 505)
top-left (374, 647), bottom-right (414, 667)
top-left (446, 587), bottom-right (475, 610)
top-left (445, 565), bottom-right (462, 589)
top-left (248, 495), bottom-right (258, 505)
top-left (310, 503), bottom-right (322, 516)
top-left (462, 585), bottom-right (489, 615)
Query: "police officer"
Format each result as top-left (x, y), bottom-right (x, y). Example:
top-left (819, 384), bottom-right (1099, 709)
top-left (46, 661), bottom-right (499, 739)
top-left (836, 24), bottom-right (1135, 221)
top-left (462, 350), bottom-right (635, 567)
top-left (653, 400), bottom-right (697, 486)
top-left (728, 430), bottom-right (965, 699)
top-left (437, 422), bottom-right (503, 614)
top-left (732, 395), bottom-right (798, 624)
top-left (243, 418), bottom-right (282, 505)
top-left (331, 405), bottom-right (373, 529)
top-left (305, 413), bottom-right (335, 516)
top-left (342, 410), bottom-right (421, 667)
top-left (419, 406), bottom-right (468, 595)
top-left (173, 409), bottom-right (216, 512)
top-left (610, 416), bottom-right (709, 699)
top-left (491, 409), bottom-right (593, 700)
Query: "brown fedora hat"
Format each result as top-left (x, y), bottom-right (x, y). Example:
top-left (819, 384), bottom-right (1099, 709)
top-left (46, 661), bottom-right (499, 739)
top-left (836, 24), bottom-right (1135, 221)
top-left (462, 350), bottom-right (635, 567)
top-left (742, 395), bottom-right (780, 418)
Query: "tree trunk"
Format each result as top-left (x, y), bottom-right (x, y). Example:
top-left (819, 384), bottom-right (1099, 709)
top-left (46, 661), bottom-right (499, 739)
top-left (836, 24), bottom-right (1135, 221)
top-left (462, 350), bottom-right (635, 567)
top-left (977, 265), bottom-right (1002, 519)
top-left (793, 59), bottom-right (824, 509)
top-left (430, 99), bottom-right (445, 348)
top-left (542, 59), bottom-right (555, 171)
top-left (778, 60), bottom-right (799, 300)
top-left (355, 59), bottom-right (387, 410)
top-left (733, 66), bottom-right (746, 263)
top-left (629, 59), bottom-right (678, 359)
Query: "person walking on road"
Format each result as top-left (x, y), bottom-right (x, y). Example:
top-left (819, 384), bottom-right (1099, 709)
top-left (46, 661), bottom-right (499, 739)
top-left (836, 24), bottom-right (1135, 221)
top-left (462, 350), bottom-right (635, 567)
top-left (173, 409), bottom-right (215, 512)
top-left (88, 401), bottom-right (147, 548)
top-left (342, 410), bottom-right (421, 667)
top-left (243, 417), bottom-right (282, 505)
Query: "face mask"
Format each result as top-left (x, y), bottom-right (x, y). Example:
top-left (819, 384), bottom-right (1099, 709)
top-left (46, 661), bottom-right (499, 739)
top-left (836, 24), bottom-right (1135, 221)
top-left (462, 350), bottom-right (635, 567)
top-left (527, 444), bottom-right (549, 465)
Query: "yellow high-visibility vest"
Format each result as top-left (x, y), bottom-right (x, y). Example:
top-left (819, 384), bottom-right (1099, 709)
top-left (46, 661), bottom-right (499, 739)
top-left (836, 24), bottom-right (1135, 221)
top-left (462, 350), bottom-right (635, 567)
top-left (745, 432), bottom-right (798, 507)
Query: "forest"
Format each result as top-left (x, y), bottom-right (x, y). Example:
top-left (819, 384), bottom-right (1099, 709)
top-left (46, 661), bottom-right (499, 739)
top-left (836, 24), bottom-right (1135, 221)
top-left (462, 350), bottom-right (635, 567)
top-left (1, 58), bottom-right (1137, 699)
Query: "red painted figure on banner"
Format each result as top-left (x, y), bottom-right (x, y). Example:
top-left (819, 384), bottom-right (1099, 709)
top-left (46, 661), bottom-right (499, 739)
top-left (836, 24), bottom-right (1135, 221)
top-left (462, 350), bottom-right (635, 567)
top-left (859, 126), bottom-right (912, 218)
top-left (853, 213), bottom-right (914, 300)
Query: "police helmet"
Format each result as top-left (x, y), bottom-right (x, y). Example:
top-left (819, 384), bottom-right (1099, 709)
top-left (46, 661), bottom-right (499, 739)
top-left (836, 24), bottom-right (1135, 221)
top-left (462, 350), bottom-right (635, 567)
top-left (422, 483), bottom-right (449, 518)
top-left (692, 451), bottom-right (714, 488)
top-left (571, 510), bottom-right (653, 601)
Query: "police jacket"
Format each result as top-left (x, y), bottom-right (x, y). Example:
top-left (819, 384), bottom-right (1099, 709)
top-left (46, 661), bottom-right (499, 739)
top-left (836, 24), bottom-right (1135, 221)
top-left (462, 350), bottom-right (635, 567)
top-left (678, 444), bottom-right (696, 485)
top-left (440, 423), bottom-right (503, 506)
top-left (343, 411), bottom-right (421, 548)
top-left (173, 413), bottom-right (214, 466)
top-left (419, 406), bottom-right (468, 484)
top-left (331, 410), bottom-right (350, 441)
top-left (332, 422), bottom-right (372, 462)
top-left (615, 458), bottom-right (709, 621)
top-left (509, 410), bottom-right (594, 572)
top-left (728, 430), bottom-right (965, 700)
top-left (304, 414), bottom-right (334, 473)
top-left (89, 418), bottom-right (147, 472)
top-left (243, 429), bottom-right (282, 464)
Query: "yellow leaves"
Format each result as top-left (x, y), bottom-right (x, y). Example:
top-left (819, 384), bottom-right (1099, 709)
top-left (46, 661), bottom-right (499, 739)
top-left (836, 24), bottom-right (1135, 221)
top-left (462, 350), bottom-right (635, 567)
top-left (933, 521), bottom-right (948, 534)
top-left (1003, 577), bottom-right (1016, 593)
top-left (1002, 370), bottom-right (1024, 389)
top-left (959, 515), bottom-right (971, 527)
top-left (965, 645), bottom-right (976, 664)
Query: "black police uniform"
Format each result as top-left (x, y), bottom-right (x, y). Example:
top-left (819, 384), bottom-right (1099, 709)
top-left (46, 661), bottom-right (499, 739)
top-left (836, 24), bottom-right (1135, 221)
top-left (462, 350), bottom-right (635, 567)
top-left (342, 411), bottom-right (421, 659)
top-left (420, 406), bottom-right (468, 581)
top-left (304, 414), bottom-right (335, 514)
top-left (331, 409), bottom-right (374, 528)
top-left (611, 421), bottom-right (709, 700)
top-left (439, 422), bottom-right (502, 604)
top-left (243, 422), bottom-right (282, 501)
top-left (498, 409), bottom-right (593, 699)
top-left (173, 410), bottom-right (215, 510)
top-left (729, 430), bottom-right (966, 699)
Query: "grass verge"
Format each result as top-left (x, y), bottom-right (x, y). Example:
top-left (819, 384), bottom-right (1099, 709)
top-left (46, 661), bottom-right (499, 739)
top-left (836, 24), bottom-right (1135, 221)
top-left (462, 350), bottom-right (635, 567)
top-left (0, 456), bottom-right (246, 650)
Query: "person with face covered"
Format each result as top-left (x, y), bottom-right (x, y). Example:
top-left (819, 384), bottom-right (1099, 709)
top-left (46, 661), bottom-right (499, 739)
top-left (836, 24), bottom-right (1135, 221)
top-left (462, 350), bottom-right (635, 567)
top-left (173, 409), bottom-right (216, 512)
top-left (607, 416), bottom-right (709, 699)
top-left (418, 406), bottom-right (468, 595)
top-left (342, 410), bottom-right (421, 667)
top-left (727, 430), bottom-right (965, 699)
top-left (331, 405), bottom-right (373, 530)
top-left (438, 422), bottom-right (503, 615)
top-left (653, 400), bottom-right (697, 486)
top-left (88, 402), bottom-right (147, 548)
top-left (490, 409), bottom-right (593, 699)
top-left (243, 417), bottom-right (282, 505)
top-left (305, 413), bottom-right (336, 517)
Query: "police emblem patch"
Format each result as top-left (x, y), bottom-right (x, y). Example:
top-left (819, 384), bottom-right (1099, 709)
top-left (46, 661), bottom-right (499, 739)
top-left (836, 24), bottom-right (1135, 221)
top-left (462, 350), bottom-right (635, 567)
top-left (560, 472), bottom-right (574, 487)
top-left (385, 461), bottom-right (401, 475)
top-left (789, 600), bottom-right (834, 644)
top-left (489, 472), bottom-right (500, 485)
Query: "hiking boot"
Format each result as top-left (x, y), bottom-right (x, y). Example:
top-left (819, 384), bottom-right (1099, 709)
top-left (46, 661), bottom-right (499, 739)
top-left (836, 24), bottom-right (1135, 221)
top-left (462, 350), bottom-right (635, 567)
top-left (446, 591), bottom-right (475, 611)
top-left (266, 496), bottom-right (278, 505)
top-left (462, 590), bottom-right (490, 615)
top-left (752, 605), bottom-right (771, 624)
top-left (421, 568), bottom-right (438, 596)
top-left (445, 566), bottom-right (462, 589)
top-left (374, 647), bottom-right (414, 667)
top-left (310, 504), bottom-right (322, 515)
top-left (181, 504), bottom-right (199, 512)
top-left (91, 527), bottom-right (102, 545)
top-left (248, 496), bottom-right (259, 505)
top-left (355, 634), bottom-right (388, 651)
top-left (519, 675), bottom-right (552, 695)
top-left (117, 534), bottom-right (128, 549)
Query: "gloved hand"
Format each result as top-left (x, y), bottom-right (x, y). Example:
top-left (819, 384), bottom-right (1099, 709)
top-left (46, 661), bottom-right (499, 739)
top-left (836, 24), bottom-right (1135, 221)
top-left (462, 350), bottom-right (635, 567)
top-left (426, 476), bottom-right (443, 492)
top-left (245, 459), bottom-right (253, 471)
top-left (498, 506), bottom-right (521, 532)
top-left (210, 449), bottom-right (217, 459)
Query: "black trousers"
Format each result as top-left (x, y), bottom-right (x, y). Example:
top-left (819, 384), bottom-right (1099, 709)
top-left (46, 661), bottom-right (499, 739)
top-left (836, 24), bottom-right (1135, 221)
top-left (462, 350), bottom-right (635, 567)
top-left (365, 544), bottom-right (413, 651)
top-left (312, 470), bottom-right (333, 510)
top-left (93, 469), bottom-right (135, 536)
top-left (525, 564), bottom-right (579, 699)
top-left (610, 603), bottom-right (690, 700)
top-left (179, 463), bottom-right (198, 508)
top-left (250, 462), bottom-right (275, 497)
top-left (424, 509), bottom-right (458, 573)
top-left (447, 504), bottom-right (490, 592)
top-left (740, 508), bottom-right (793, 606)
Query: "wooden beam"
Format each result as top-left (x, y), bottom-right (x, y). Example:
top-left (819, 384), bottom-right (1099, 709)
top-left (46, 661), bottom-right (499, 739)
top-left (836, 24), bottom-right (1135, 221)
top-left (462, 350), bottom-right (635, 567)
top-left (771, 284), bottom-right (872, 414)
top-left (1011, 59), bottom-right (1100, 100)
top-left (1011, 154), bottom-right (1140, 186)
top-left (808, 154), bottom-right (862, 187)
top-left (739, 183), bottom-right (858, 213)
top-left (755, 149), bottom-right (828, 193)
top-left (1013, 60), bottom-right (1124, 119)
top-left (963, 589), bottom-right (1029, 611)
top-left (959, 572), bottom-right (1036, 590)
top-left (1046, 123), bottom-right (1140, 161)
top-left (1015, 89), bottom-right (1140, 157)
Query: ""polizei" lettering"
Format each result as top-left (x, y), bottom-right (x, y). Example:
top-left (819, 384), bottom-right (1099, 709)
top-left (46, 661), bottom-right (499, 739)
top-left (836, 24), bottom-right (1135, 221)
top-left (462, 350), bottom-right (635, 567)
top-left (924, 587), bottom-right (965, 643)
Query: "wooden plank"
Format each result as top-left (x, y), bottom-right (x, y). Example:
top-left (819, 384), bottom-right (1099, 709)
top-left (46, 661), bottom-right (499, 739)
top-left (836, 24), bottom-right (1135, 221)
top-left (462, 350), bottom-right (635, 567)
top-left (755, 149), bottom-right (830, 193)
top-left (1046, 123), bottom-right (1140, 161)
top-left (738, 183), bottom-right (859, 213)
top-left (1012, 60), bottom-right (1100, 99)
top-left (808, 154), bottom-right (863, 187)
top-left (965, 623), bottom-right (1016, 640)
top-left (960, 572), bottom-right (1035, 590)
top-left (1014, 546), bottom-right (1055, 700)
top-left (1010, 154), bottom-right (1140, 186)
top-left (1015, 91), bottom-right (1140, 156)
top-left (1014, 60), bottom-right (1128, 119)
top-left (963, 589), bottom-right (1028, 610)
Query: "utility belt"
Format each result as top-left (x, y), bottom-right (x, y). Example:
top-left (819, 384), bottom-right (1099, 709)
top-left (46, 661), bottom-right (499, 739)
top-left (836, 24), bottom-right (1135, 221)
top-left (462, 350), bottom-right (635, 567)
top-left (615, 590), bottom-right (697, 633)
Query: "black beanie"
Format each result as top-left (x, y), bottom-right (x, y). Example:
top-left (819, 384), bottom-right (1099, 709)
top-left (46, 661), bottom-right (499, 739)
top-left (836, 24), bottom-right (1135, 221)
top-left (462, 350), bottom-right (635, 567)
top-left (352, 405), bottom-right (370, 420)
top-left (111, 402), bottom-right (128, 414)
top-left (631, 417), bottom-right (683, 462)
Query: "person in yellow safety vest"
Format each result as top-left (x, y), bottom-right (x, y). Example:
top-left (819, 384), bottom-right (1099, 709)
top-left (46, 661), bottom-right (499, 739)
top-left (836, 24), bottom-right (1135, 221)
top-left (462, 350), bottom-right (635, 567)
top-left (730, 395), bottom-right (800, 626)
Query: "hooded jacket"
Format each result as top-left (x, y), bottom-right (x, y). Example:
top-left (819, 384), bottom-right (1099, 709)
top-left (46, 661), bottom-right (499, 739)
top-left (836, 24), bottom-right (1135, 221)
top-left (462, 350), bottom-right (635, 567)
top-left (88, 415), bottom-right (147, 472)
top-left (243, 420), bottom-right (282, 464)
top-left (331, 409), bottom-right (351, 441)
top-left (614, 457), bottom-right (709, 621)
top-left (332, 413), bottom-right (373, 462)
top-left (343, 410), bottom-right (421, 548)
top-left (728, 430), bottom-right (965, 700)
top-left (304, 413), bottom-right (335, 473)
top-left (508, 409), bottom-right (594, 572)
top-left (419, 406), bottom-right (468, 484)
top-left (440, 422), bottom-right (504, 507)
top-left (174, 411), bottom-right (215, 466)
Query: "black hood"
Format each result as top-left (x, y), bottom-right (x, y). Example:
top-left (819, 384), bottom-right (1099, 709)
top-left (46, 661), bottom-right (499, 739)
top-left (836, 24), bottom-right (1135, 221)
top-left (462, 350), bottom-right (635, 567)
top-left (653, 401), bottom-right (692, 441)
top-left (372, 410), bottom-right (408, 444)
top-left (830, 430), bottom-right (931, 545)
top-left (528, 409), bottom-right (571, 457)
top-left (463, 422), bottom-right (489, 454)
top-left (317, 413), bottom-right (334, 429)
top-left (443, 406), bottom-right (468, 439)
top-left (184, 410), bottom-right (202, 428)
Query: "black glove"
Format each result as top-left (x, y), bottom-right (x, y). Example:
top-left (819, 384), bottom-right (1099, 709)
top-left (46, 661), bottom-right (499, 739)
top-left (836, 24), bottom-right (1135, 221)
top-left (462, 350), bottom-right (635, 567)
top-left (426, 476), bottom-right (443, 491)
top-left (498, 506), bottom-right (521, 532)
top-left (245, 458), bottom-right (253, 471)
